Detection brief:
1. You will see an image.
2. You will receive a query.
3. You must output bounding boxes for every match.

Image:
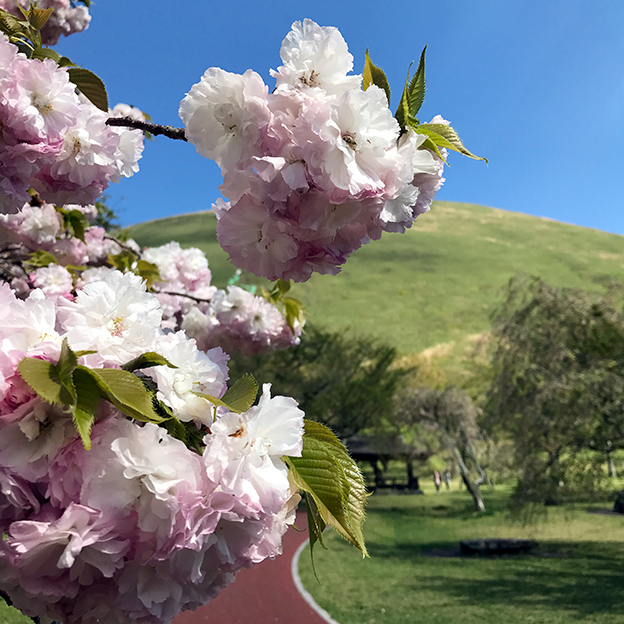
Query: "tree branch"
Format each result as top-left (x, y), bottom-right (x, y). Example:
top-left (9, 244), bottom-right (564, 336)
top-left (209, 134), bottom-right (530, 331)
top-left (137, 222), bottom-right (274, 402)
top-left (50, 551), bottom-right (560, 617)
top-left (105, 117), bottom-right (187, 142)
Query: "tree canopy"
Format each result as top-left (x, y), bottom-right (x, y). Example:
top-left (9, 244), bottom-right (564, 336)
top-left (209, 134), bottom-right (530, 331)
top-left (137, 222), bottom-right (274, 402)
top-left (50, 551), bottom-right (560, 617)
top-left (485, 275), bottom-right (624, 506)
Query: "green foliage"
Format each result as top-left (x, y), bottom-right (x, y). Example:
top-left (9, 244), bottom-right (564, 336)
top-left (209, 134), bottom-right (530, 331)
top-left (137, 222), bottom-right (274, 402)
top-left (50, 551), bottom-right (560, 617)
top-left (260, 279), bottom-right (306, 334)
top-left (286, 420), bottom-right (368, 558)
top-left (56, 206), bottom-right (90, 242)
top-left (17, 340), bottom-right (183, 450)
top-left (230, 325), bottom-right (407, 438)
top-left (67, 67), bottom-right (108, 112)
top-left (121, 352), bottom-right (178, 372)
top-left (362, 50), bottom-right (391, 104)
top-left (395, 46), bottom-right (426, 130)
top-left (485, 274), bottom-right (624, 506)
top-left (24, 249), bottom-right (59, 269)
top-left (414, 122), bottom-right (487, 163)
top-left (221, 373), bottom-right (258, 412)
top-left (93, 196), bottom-right (121, 232)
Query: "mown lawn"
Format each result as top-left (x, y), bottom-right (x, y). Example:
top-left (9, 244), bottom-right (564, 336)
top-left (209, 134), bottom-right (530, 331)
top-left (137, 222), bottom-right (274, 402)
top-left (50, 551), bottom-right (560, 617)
top-left (298, 483), bottom-right (624, 624)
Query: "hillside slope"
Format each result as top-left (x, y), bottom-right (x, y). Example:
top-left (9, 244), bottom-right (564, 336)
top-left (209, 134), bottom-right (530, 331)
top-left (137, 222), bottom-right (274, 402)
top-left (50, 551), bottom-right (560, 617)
top-left (129, 202), bottom-right (624, 354)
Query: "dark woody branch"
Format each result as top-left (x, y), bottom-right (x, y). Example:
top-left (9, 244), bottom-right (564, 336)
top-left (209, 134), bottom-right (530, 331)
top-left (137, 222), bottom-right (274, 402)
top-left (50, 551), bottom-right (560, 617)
top-left (105, 117), bottom-right (187, 141)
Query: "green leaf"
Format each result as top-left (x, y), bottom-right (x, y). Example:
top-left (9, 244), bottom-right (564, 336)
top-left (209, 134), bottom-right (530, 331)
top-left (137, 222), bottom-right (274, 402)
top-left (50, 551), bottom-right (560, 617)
top-left (413, 123), bottom-right (487, 162)
top-left (24, 250), bottom-right (59, 269)
top-left (286, 420), bottom-right (368, 556)
top-left (276, 279), bottom-right (291, 297)
top-left (192, 392), bottom-right (230, 413)
top-left (221, 373), bottom-right (259, 413)
top-left (31, 47), bottom-right (61, 63)
top-left (362, 49), bottom-right (391, 105)
top-left (283, 297), bottom-right (305, 333)
top-left (28, 7), bottom-right (54, 30)
top-left (304, 491), bottom-right (327, 579)
top-left (80, 367), bottom-right (166, 423)
top-left (57, 56), bottom-right (76, 68)
top-left (407, 46), bottom-right (427, 119)
top-left (71, 367), bottom-right (101, 449)
top-left (67, 68), bottom-right (109, 112)
top-left (108, 249), bottom-right (137, 273)
top-left (135, 259), bottom-right (161, 288)
top-left (55, 338), bottom-right (78, 405)
top-left (121, 352), bottom-right (178, 372)
top-left (66, 209), bottom-right (89, 242)
top-left (18, 358), bottom-right (67, 406)
top-left (394, 64), bottom-right (412, 132)
top-left (0, 10), bottom-right (30, 40)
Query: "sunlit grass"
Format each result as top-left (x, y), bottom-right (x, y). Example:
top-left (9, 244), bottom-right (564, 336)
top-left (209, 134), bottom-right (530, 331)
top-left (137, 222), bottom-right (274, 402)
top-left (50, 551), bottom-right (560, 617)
top-left (128, 202), bottom-right (624, 356)
top-left (298, 484), bottom-right (624, 624)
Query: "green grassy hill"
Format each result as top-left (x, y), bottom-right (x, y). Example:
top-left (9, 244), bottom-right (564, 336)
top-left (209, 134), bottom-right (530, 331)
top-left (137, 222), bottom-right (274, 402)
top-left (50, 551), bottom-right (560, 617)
top-left (128, 202), bottom-right (624, 355)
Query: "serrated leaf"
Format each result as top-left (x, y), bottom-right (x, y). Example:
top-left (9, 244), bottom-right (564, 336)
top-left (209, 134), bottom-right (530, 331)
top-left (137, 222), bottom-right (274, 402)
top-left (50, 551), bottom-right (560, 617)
top-left (17, 358), bottom-right (67, 406)
top-left (283, 297), bottom-right (305, 333)
top-left (276, 279), bottom-right (291, 296)
top-left (25, 250), bottom-right (59, 269)
top-left (80, 367), bottom-right (166, 423)
top-left (407, 46), bottom-right (427, 118)
top-left (71, 367), bottom-right (101, 449)
top-left (416, 132), bottom-right (447, 164)
top-left (31, 47), bottom-right (61, 63)
top-left (121, 352), bottom-right (177, 372)
top-left (56, 338), bottom-right (77, 405)
top-left (135, 260), bottom-right (160, 288)
top-left (286, 420), bottom-right (368, 556)
top-left (414, 123), bottom-right (487, 162)
top-left (67, 67), bottom-right (108, 112)
top-left (28, 7), bottom-right (54, 30)
top-left (222, 374), bottom-right (259, 413)
top-left (362, 49), bottom-right (391, 105)
top-left (66, 209), bottom-right (89, 242)
top-left (108, 250), bottom-right (137, 273)
top-left (304, 491), bottom-right (327, 578)
top-left (192, 391), bottom-right (230, 413)
top-left (57, 56), bottom-right (76, 68)
top-left (394, 63), bottom-right (413, 132)
top-left (0, 10), bottom-right (29, 40)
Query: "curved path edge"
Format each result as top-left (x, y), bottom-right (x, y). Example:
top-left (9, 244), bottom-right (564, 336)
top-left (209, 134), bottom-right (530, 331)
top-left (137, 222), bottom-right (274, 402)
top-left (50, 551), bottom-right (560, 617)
top-left (291, 540), bottom-right (342, 624)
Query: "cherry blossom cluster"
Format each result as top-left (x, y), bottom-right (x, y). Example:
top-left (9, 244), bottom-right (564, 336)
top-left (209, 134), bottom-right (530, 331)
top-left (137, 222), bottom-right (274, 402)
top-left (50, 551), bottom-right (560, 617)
top-left (0, 271), bottom-right (304, 624)
top-left (0, 32), bottom-right (144, 213)
top-left (180, 19), bottom-right (446, 282)
top-left (0, 0), bottom-right (90, 46)
top-left (0, 206), bottom-right (302, 354)
top-left (144, 242), bottom-right (302, 355)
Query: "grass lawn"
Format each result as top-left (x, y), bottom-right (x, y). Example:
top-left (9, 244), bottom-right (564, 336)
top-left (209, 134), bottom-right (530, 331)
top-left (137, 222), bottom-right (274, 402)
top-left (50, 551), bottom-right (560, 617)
top-left (298, 483), bottom-right (624, 624)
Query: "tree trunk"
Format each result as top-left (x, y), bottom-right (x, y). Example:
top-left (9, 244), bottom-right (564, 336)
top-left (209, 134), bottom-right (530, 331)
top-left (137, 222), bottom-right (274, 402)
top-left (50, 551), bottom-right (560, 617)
top-left (452, 445), bottom-right (486, 512)
top-left (406, 456), bottom-right (420, 490)
top-left (370, 459), bottom-right (385, 489)
top-left (608, 452), bottom-right (618, 479)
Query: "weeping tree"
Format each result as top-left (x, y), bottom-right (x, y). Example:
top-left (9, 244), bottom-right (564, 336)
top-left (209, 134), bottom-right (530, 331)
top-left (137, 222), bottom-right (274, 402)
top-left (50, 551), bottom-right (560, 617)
top-left (395, 385), bottom-right (487, 511)
top-left (485, 274), bottom-right (624, 507)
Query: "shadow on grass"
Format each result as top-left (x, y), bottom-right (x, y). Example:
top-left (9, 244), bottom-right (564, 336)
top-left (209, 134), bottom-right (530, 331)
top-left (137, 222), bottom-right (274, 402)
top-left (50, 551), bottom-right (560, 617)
top-left (369, 539), bottom-right (624, 617)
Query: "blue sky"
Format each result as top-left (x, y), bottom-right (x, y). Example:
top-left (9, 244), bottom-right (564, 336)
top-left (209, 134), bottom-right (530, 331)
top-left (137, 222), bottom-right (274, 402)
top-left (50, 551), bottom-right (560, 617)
top-left (55, 0), bottom-right (624, 233)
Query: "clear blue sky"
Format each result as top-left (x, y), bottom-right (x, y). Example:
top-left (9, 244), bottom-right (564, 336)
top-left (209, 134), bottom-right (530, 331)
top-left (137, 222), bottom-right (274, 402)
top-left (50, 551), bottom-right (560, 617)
top-left (55, 0), bottom-right (624, 233)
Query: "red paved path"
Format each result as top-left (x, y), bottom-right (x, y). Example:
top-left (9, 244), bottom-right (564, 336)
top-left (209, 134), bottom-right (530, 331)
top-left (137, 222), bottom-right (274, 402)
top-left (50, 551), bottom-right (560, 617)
top-left (173, 511), bottom-right (327, 624)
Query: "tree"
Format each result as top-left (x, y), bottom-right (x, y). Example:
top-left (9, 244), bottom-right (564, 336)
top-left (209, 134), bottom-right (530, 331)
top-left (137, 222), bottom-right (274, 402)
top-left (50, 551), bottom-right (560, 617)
top-left (230, 325), bottom-right (407, 439)
top-left (395, 385), bottom-right (488, 511)
top-left (485, 274), bottom-right (624, 507)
